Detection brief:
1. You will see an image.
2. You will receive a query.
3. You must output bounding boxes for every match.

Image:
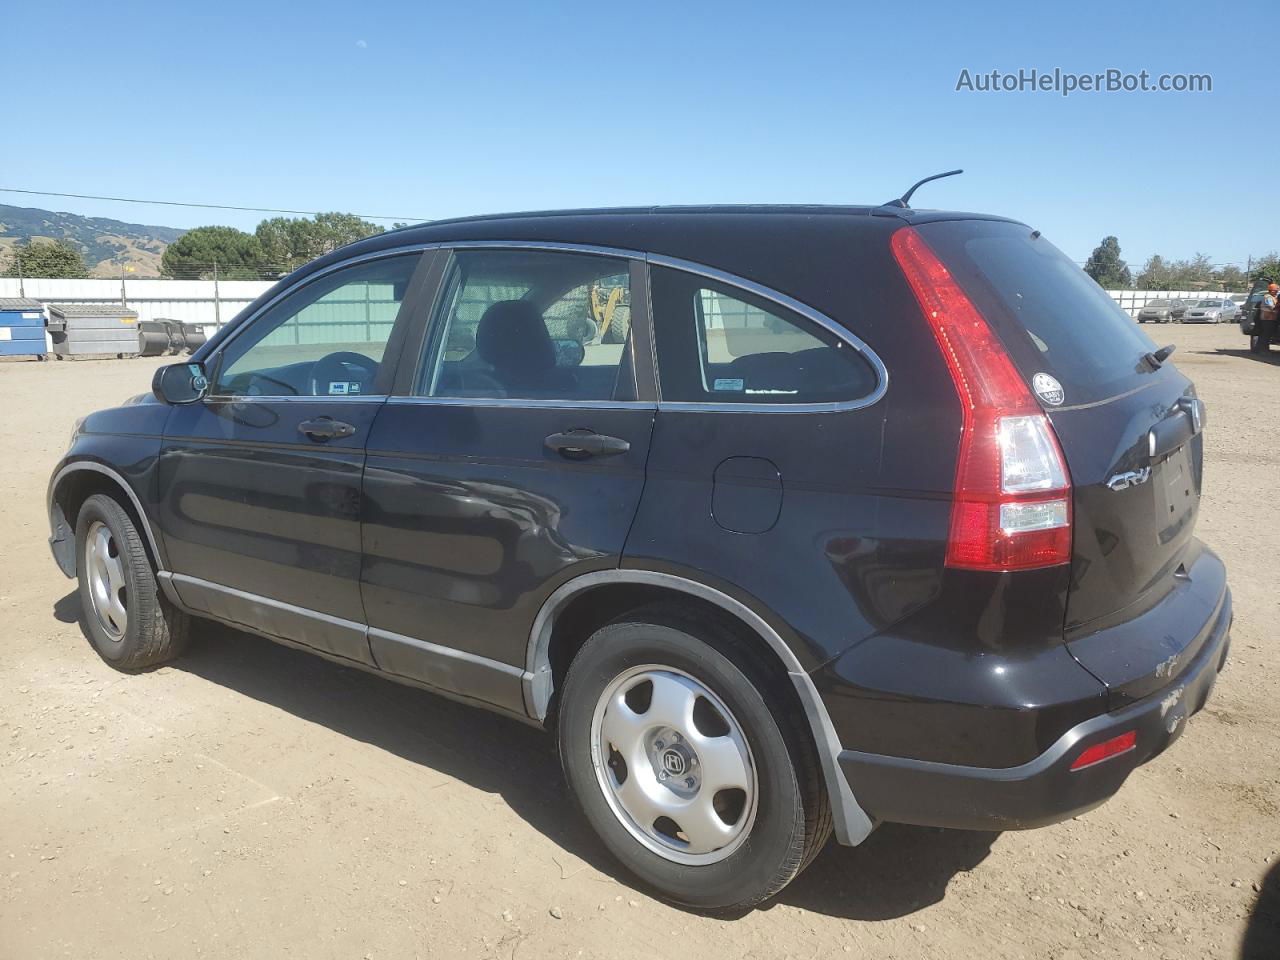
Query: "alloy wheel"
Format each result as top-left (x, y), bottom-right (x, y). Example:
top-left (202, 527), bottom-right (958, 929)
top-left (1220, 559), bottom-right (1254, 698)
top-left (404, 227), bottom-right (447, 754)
top-left (84, 520), bottom-right (127, 641)
top-left (590, 665), bottom-right (757, 865)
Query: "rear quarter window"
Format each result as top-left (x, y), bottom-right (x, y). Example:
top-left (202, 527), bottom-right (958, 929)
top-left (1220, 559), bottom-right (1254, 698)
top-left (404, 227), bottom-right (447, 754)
top-left (649, 265), bottom-right (878, 405)
top-left (918, 220), bottom-right (1158, 405)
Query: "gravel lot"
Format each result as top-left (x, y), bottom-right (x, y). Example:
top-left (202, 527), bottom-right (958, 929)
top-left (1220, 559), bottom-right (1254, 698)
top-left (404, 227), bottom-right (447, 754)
top-left (1, 323), bottom-right (1277, 959)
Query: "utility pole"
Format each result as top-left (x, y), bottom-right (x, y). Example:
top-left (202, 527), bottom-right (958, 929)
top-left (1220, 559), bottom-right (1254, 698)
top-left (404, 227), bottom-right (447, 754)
top-left (120, 262), bottom-right (127, 306)
top-left (17, 256), bottom-right (24, 298)
top-left (213, 261), bottom-right (221, 328)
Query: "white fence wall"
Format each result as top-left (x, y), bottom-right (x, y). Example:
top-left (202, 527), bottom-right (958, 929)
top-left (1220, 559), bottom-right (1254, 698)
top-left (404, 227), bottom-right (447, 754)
top-left (1106, 290), bottom-right (1237, 319)
top-left (0, 277), bottom-right (1239, 330)
top-left (0, 278), bottom-right (274, 329)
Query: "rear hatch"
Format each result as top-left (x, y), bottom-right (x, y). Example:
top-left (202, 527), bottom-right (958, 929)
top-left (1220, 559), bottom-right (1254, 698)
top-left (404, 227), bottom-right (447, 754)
top-left (917, 219), bottom-right (1216, 702)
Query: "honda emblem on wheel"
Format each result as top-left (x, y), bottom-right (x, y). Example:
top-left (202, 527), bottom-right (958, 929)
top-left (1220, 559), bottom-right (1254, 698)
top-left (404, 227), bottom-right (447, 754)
top-left (662, 750), bottom-right (687, 776)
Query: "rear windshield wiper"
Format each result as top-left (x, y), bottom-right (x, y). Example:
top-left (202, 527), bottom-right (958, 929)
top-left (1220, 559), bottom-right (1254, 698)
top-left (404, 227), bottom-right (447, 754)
top-left (1143, 344), bottom-right (1176, 370)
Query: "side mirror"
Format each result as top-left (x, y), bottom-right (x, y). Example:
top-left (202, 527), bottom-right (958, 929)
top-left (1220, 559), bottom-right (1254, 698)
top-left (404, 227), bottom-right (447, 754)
top-left (152, 362), bottom-right (209, 405)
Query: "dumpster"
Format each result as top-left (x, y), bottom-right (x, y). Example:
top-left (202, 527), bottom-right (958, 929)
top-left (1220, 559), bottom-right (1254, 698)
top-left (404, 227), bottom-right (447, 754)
top-left (47, 303), bottom-right (140, 359)
top-left (0, 298), bottom-right (48, 360)
top-left (137, 318), bottom-right (209, 356)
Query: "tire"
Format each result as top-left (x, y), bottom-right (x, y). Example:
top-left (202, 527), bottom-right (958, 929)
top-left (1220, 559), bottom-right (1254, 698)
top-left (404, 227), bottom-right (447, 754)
top-left (558, 605), bottom-right (831, 911)
top-left (74, 493), bottom-right (189, 671)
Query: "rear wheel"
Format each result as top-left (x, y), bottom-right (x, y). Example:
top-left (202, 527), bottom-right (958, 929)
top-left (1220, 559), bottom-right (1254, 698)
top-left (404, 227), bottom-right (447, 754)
top-left (74, 493), bottom-right (189, 671)
top-left (558, 606), bottom-right (830, 910)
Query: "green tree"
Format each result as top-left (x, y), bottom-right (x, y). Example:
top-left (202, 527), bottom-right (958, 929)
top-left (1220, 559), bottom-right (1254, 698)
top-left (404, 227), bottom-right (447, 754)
top-left (254, 212), bottom-right (384, 273)
top-left (1214, 265), bottom-right (1246, 292)
top-left (1083, 236), bottom-right (1132, 288)
top-left (1164, 253), bottom-right (1214, 289)
top-left (253, 217), bottom-right (313, 273)
top-left (2, 239), bottom-right (89, 279)
top-left (1249, 252), bottom-right (1280, 283)
top-left (160, 226), bottom-right (264, 279)
top-left (1136, 255), bottom-right (1172, 289)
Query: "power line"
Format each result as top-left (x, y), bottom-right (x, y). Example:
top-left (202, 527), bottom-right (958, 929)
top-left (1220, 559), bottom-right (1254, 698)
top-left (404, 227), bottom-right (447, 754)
top-left (0, 187), bottom-right (428, 223)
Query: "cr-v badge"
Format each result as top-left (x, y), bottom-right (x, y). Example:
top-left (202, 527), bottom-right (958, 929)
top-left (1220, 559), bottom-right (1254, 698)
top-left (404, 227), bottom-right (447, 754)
top-left (1107, 466), bottom-right (1152, 491)
top-left (1032, 372), bottom-right (1065, 406)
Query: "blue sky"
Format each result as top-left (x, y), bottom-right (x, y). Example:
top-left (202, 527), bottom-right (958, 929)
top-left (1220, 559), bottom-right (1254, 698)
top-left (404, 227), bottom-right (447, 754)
top-left (7, 0), bottom-right (1275, 267)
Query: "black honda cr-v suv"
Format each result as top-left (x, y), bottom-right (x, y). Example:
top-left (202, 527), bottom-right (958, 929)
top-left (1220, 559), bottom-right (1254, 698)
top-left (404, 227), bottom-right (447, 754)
top-left (48, 204), bottom-right (1231, 910)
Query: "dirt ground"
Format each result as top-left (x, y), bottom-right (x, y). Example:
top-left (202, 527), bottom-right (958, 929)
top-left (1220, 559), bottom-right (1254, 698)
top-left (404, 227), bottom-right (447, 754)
top-left (1, 323), bottom-right (1277, 960)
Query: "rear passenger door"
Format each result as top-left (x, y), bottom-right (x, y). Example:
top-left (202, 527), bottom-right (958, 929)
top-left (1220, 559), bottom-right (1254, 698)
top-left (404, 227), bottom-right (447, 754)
top-left (360, 247), bottom-right (655, 712)
top-left (625, 264), bottom-right (888, 667)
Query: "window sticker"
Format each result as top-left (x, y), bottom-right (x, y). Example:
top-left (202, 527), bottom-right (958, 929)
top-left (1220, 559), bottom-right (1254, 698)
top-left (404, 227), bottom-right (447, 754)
top-left (713, 378), bottom-right (745, 392)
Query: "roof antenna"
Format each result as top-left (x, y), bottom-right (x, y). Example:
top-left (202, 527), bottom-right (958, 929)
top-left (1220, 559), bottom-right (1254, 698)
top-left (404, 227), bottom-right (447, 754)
top-left (883, 169), bottom-right (964, 209)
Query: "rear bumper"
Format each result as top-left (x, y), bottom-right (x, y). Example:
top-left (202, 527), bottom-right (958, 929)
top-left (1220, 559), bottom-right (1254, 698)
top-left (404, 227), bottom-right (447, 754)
top-left (839, 587), bottom-right (1231, 831)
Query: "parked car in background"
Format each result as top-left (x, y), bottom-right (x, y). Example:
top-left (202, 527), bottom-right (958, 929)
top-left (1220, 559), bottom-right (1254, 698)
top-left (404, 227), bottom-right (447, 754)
top-left (1183, 298), bottom-right (1239, 324)
top-left (46, 204), bottom-right (1231, 910)
top-left (1240, 277), bottom-right (1276, 353)
top-left (1136, 298), bottom-right (1187, 323)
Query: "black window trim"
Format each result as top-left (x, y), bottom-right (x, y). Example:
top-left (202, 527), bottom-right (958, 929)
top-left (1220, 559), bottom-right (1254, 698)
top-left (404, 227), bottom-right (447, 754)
top-left (202, 239), bottom-right (888, 414)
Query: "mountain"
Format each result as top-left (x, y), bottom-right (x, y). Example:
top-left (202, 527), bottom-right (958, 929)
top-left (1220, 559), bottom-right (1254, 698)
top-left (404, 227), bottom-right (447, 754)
top-left (0, 203), bottom-right (186, 277)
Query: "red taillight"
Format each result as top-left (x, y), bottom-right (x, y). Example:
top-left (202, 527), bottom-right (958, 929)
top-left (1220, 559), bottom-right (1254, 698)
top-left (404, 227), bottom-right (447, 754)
top-left (1070, 730), bottom-right (1137, 771)
top-left (890, 226), bottom-right (1072, 571)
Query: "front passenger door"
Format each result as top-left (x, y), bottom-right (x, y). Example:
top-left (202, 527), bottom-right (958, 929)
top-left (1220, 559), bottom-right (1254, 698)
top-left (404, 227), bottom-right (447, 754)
top-left (157, 252), bottom-right (429, 665)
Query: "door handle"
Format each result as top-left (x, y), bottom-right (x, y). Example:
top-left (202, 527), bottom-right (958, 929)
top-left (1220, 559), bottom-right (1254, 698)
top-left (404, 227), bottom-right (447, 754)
top-left (544, 429), bottom-right (630, 460)
top-left (298, 417), bottom-right (356, 442)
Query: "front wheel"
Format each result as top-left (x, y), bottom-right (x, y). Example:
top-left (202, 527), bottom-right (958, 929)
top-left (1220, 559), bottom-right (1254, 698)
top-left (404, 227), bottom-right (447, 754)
top-left (558, 606), bottom-right (831, 910)
top-left (74, 493), bottom-right (190, 671)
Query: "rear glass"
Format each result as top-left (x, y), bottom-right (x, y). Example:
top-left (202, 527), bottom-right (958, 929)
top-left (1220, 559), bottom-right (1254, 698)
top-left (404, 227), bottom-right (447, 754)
top-left (918, 220), bottom-right (1157, 404)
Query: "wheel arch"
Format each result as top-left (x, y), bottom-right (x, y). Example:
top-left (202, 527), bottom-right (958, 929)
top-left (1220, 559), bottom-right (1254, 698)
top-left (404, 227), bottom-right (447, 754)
top-left (48, 462), bottom-right (164, 578)
top-left (525, 569), bottom-right (874, 845)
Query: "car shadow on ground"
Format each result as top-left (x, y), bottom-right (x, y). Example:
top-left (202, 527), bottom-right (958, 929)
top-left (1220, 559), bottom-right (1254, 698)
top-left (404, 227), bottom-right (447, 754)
top-left (53, 591), bottom-right (81, 625)
top-left (771, 823), bottom-right (997, 920)
top-left (1206, 347), bottom-right (1280, 366)
top-left (54, 591), bottom-right (997, 919)
top-left (1242, 860), bottom-right (1280, 959)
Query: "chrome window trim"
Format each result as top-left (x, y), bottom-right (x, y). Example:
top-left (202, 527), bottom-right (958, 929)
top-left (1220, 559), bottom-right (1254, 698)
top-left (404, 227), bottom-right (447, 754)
top-left (645, 253), bottom-right (888, 414)
top-left (387, 396), bottom-right (655, 411)
top-left (202, 394), bottom-right (390, 404)
top-left (445, 239), bottom-right (648, 259)
top-left (205, 238), bottom-right (888, 414)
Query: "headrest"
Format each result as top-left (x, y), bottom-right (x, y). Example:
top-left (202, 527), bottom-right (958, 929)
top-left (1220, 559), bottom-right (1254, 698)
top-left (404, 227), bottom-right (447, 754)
top-left (475, 300), bottom-right (555, 375)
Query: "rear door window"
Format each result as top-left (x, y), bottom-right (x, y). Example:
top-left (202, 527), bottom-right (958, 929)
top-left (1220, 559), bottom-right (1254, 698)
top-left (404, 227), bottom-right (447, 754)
top-left (918, 220), bottom-right (1158, 405)
top-left (415, 249), bottom-right (635, 402)
top-left (649, 265), bottom-right (877, 405)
